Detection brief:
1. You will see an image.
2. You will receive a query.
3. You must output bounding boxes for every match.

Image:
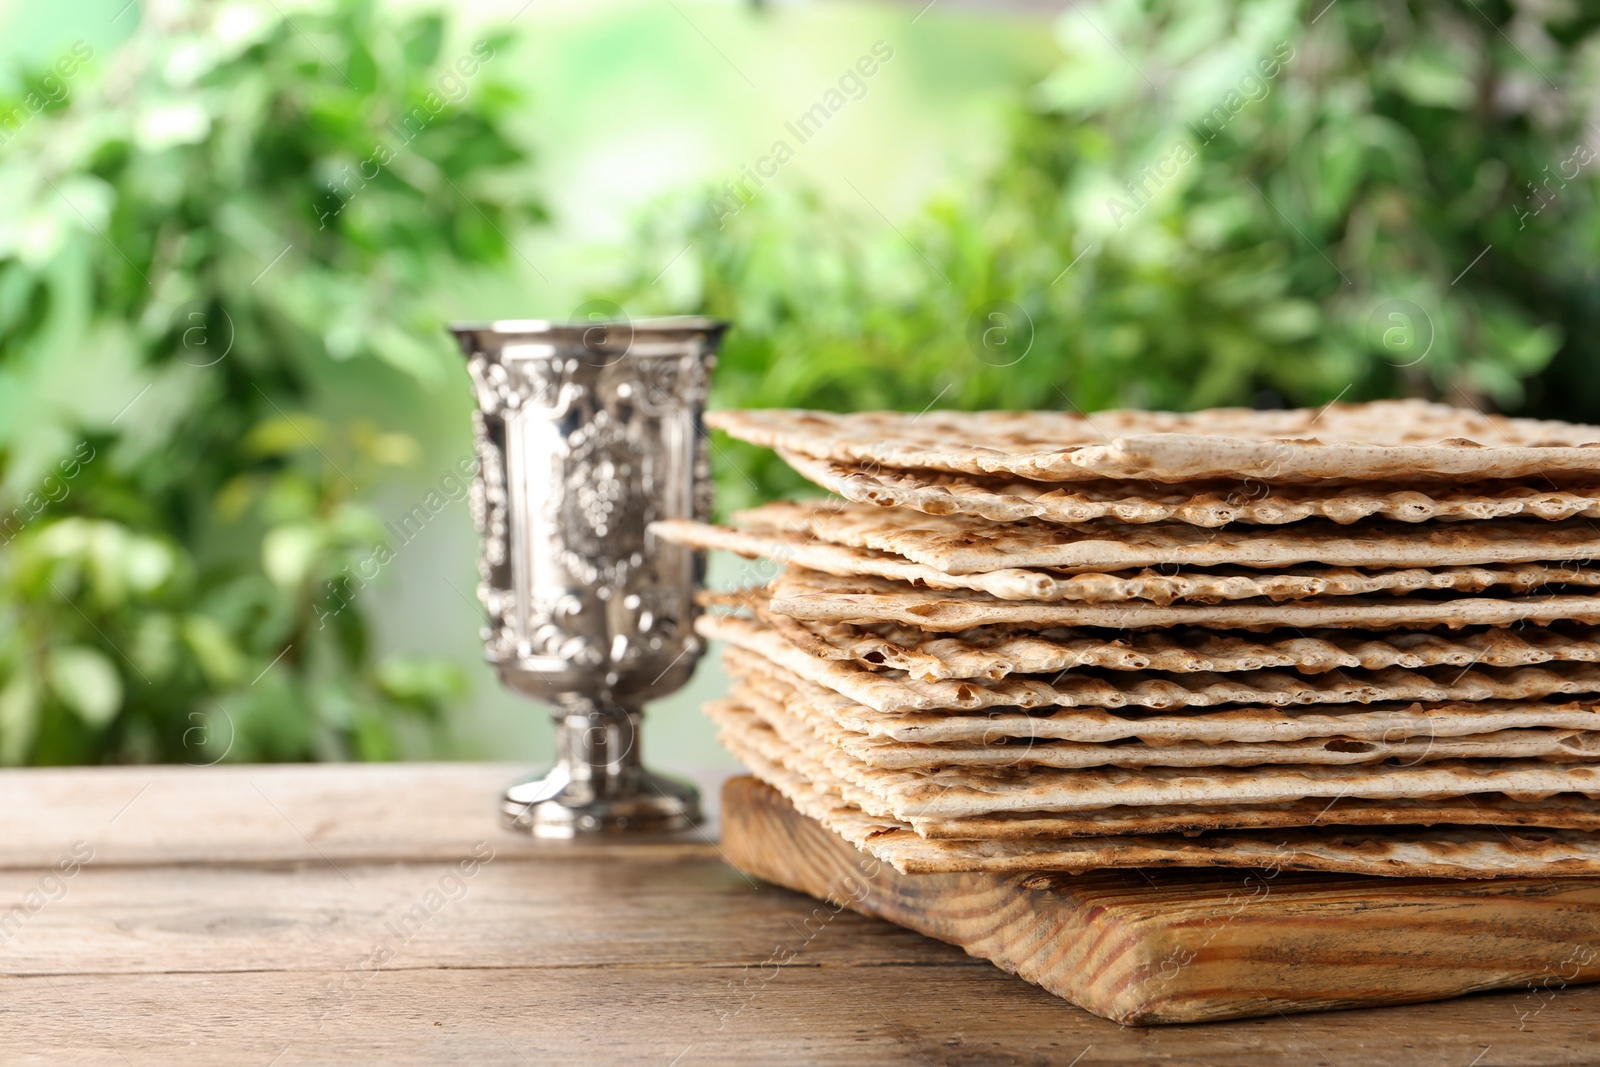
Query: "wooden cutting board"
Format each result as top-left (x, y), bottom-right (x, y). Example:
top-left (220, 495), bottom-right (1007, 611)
top-left (719, 775), bottom-right (1600, 1025)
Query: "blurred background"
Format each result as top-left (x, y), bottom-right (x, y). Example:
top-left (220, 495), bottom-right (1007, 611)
top-left (1, 0), bottom-right (1596, 770)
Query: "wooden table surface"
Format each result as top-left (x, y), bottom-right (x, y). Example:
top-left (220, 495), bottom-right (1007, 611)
top-left (2, 763), bottom-right (1597, 1066)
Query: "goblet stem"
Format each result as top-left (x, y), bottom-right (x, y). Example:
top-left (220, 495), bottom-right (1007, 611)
top-left (499, 700), bottom-right (702, 838)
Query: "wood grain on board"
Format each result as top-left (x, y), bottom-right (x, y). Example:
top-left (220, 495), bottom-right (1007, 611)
top-left (719, 774), bottom-right (1600, 1025)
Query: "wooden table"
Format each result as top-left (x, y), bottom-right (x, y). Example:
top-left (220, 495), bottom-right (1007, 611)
top-left (2, 764), bottom-right (1597, 1065)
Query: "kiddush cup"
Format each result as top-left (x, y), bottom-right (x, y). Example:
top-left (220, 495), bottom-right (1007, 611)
top-left (449, 317), bottom-right (727, 837)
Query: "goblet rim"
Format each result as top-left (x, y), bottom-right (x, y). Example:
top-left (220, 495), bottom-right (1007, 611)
top-left (447, 316), bottom-right (727, 339)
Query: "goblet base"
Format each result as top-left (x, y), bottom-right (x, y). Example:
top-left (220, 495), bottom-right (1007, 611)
top-left (499, 766), bottom-right (702, 838)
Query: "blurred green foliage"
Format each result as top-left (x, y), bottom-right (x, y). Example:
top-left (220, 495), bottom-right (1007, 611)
top-left (616, 0), bottom-right (1600, 513)
top-left (6, 0), bottom-right (1600, 765)
top-left (0, 0), bottom-right (542, 764)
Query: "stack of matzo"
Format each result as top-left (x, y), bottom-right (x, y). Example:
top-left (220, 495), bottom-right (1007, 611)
top-left (653, 400), bottom-right (1600, 878)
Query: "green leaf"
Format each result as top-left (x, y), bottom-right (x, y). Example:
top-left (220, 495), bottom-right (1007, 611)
top-left (355, 429), bottom-right (422, 467)
top-left (244, 415), bottom-right (329, 457)
top-left (402, 15), bottom-right (444, 68)
top-left (262, 523), bottom-right (323, 588)
top-left (124, 538), bottom-right (177, 594)
top-left (182, 615), bottom-right (245, 686)
top-left (346, 41), bottom-right (379, 93)
top-left (0, 670), bottom-right (41, 764)
top-left (370, 323), bottom-right (447, 384)
top-left (132, 613), bottom-right (180, 680)
top-left (1254, 300), bottom-right (1319, 341)
top-left (1385, 50), bottom-right (1475, 111)
top-left (0, 265), bottom-right (34, 335)
top-left (351, 710), bottom-right (396, 760)
top-left (374, 655), bottom-right (465, 709)
top-left (46, 646), bottom-right (123, 727)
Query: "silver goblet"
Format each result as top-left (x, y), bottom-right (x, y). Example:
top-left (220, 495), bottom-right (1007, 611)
top-left (449, 317), bottom-right (727, 837)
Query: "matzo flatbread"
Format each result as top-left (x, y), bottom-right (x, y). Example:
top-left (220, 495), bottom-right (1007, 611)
top-left (711, 702), bottom-right (1600, 876)
top-left (732, 500), bottom-right (1600, 575)
top-left (779, 450), bottom-right (1600, 527)
top-left (712, 697), bottom-right (1600, 833)
top-left (706, 613), bottom-right (1600, 713)
top-left (661, 517), bottom-right (1600, 602)
top-left (871, 758), bottom-right (1600, 819)
top-left (905, 796), bottom-right (1600, 839)
top-left (721, 646), bottom-right (1600, 746)
top-left (708, 402), bottom-right (1600, 484)
top-left (711, 697), bottom-right (901, 819)
top-left (740, 595), bottom-right (1600, 681)
top-left (716, 696), bottom-right (1600, 817)
top-left (859, 825), bottom-right (1600, 878)
top-left (766, 567), bottom-right (1600, 633)
top-left (734, 681), bottom-right (1600, 771)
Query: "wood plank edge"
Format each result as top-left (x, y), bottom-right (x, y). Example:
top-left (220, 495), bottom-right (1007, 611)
top-left (719, 776), bottom-right (1600, 1026)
